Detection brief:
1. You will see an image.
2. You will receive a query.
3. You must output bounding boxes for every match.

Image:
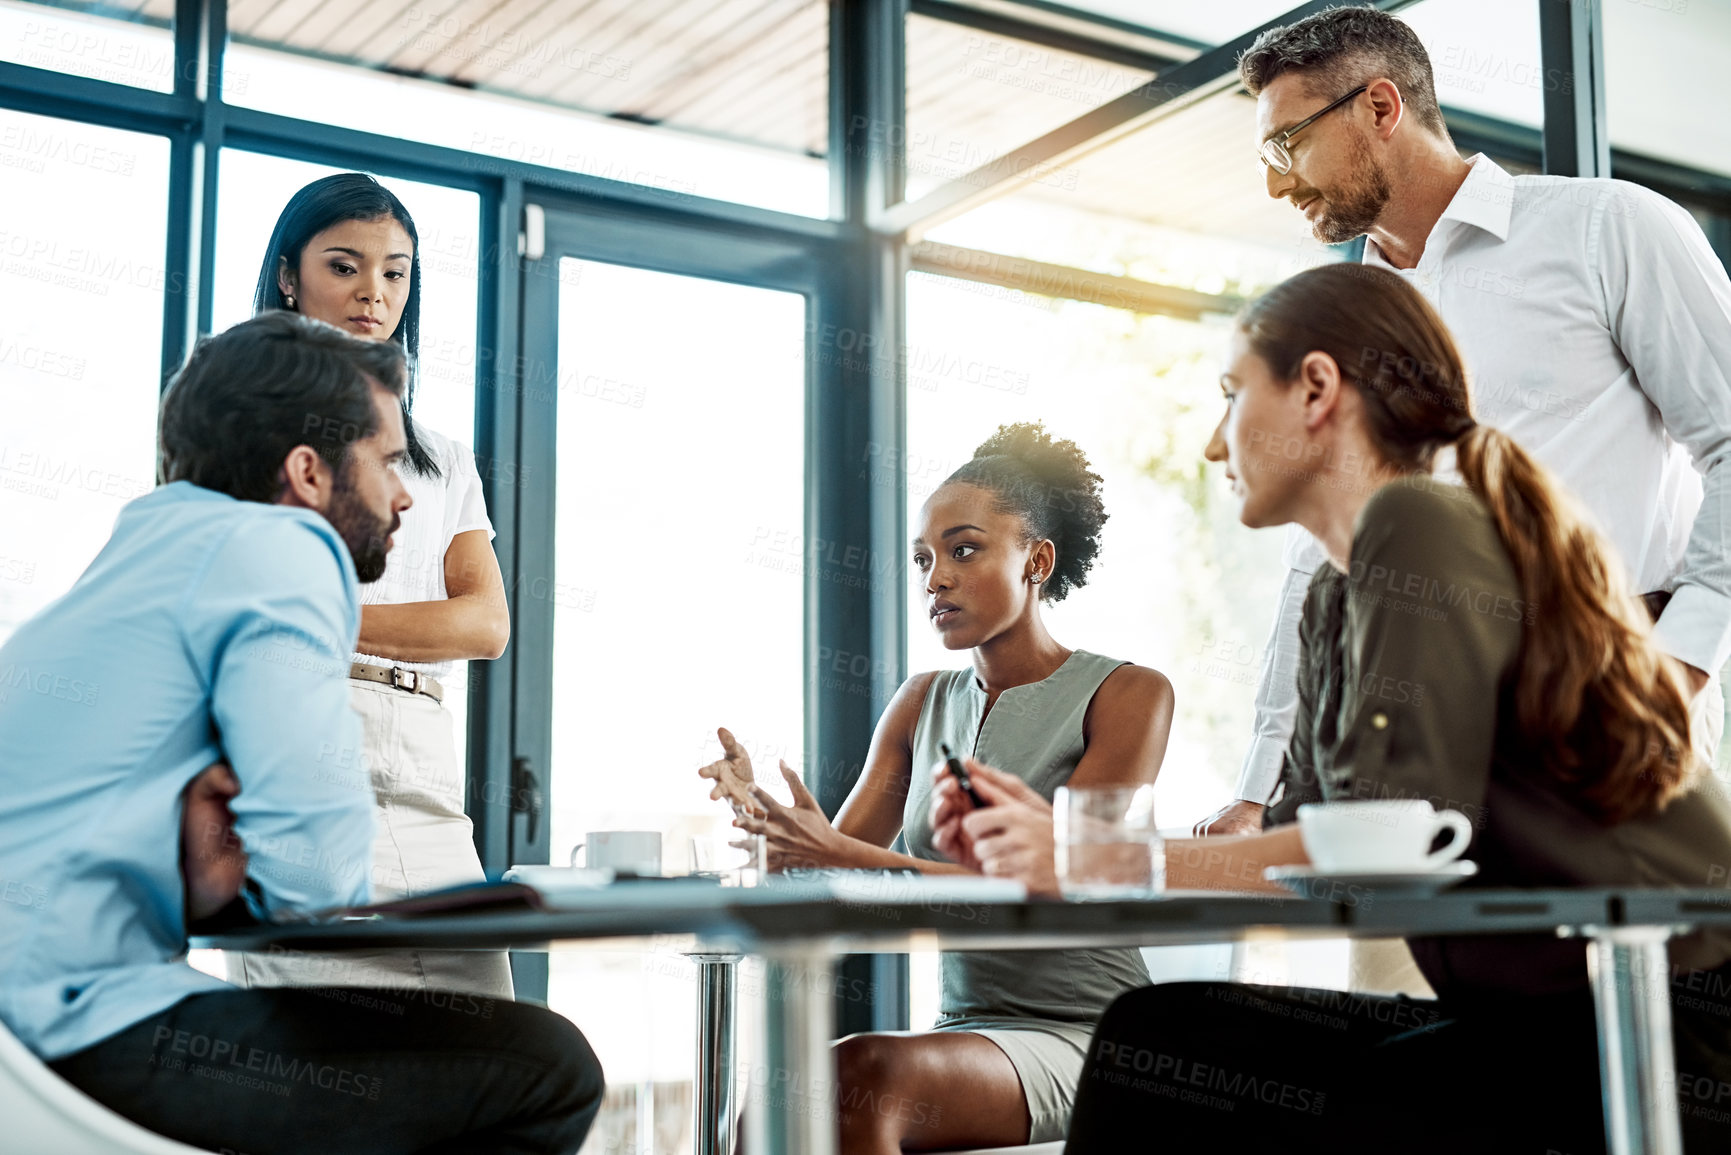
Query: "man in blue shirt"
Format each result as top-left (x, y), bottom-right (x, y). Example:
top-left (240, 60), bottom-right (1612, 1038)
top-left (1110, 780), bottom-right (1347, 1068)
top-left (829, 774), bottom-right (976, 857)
top-left (0, 312), bottom-right (601, 1153)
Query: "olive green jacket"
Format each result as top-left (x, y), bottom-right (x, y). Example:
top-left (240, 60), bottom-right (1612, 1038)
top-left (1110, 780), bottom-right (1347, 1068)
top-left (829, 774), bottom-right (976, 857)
top-left (1272, 475), bottom-right (1731, 998)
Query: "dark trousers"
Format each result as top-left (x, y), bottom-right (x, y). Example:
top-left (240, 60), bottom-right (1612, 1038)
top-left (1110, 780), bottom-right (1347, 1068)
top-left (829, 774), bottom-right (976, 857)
top-left (49, 988), bottom-right (604, 1155)
top-left (1066, 980), bottom-right (1731, 1154)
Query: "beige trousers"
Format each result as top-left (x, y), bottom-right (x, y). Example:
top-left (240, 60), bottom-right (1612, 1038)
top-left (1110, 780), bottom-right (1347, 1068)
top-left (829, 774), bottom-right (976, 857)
top-left (227, 678), bottom-right (515, 1000)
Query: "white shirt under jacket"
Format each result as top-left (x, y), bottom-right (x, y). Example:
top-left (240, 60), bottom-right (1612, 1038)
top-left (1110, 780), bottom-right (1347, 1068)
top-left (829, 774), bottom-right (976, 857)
top-left (1234, 153), bottom-right (1731, 805)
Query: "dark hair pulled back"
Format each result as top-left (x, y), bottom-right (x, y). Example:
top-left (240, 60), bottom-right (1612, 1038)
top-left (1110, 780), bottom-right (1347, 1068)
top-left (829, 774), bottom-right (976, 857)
top-left (1240, 263), bottom-right (1692, 823)
top-left (253, 172), bottom-right (438, 479)
top-left (943, 422), bottom-right (1106, 602)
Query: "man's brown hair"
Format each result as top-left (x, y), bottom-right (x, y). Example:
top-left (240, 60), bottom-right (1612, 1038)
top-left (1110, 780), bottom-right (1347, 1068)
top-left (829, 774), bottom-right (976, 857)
top-left (1239, 6), bottom-right (1449, 139)
top-left (159, 311), bottom-right (408, 503)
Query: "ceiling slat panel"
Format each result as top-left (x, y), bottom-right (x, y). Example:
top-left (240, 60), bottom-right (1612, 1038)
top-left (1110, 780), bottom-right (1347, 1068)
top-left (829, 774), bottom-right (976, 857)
top-left (478, 0), bottom-right (632, 103)
top-left (214, 0), bottom-right (831, 161)
top-left (242, 0), bottom-right (326, 44)
top-left (225, 0), bottom-right (285, 34)
top-left (271, 0), bottom-right (353, 52)
top-left (644, 1), bottom-right (820, 117)
top-left (677, 22), bottom-right (827, 153)
top-left (635, 11), bottom-right (822, 155)
top-left (431, 0), bottom-right (584, 86)
top-left (378, 0), bottom-right (542, 75)
top-left (717, 49), bottom-right (827, 153)
top-left (305, 0), bottom-right (427, 60)
top-left (561, 0), bottom-right (774, 115)
top-left (645, 6), bottom-right (818, 131)
top-left (607, 0), bottom-right (781, 119)
top-left (535, 0), bottom-right (695, 105)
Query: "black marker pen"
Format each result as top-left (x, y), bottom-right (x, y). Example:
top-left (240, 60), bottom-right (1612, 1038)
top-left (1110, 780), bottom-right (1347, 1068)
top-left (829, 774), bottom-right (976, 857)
top-left (940, 742), bottom-right (988, 809)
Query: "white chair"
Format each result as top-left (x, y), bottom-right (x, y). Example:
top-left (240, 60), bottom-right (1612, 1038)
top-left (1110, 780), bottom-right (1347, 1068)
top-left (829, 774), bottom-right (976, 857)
top-left (0, 1018), bottom-right (206, 1154)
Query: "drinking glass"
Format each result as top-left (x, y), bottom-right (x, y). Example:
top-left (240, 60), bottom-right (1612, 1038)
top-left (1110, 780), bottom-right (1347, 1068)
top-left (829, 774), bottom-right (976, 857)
top-left (688, 832), bottom-right (767, 887)
top-left (1054, 785), bottom-right (1161, 899)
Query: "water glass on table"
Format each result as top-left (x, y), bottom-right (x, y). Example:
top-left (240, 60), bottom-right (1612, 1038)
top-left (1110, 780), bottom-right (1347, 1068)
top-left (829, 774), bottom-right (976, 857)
top-left (1055, 784), bottom-right (1162, 899)
top-left (688, 831), bottom-right (767, 887)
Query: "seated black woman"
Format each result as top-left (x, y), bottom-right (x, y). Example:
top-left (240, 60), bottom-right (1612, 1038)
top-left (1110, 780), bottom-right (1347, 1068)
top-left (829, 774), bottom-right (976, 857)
top-left (699, 423), bottom-right (1175, 1154)
top-left (934, 264), bottom-right (1731, 1154)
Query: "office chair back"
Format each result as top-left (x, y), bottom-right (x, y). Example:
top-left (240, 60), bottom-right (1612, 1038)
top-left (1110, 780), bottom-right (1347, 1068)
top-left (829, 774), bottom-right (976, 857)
top-left (0, 1017), bottom-right (206, 1154)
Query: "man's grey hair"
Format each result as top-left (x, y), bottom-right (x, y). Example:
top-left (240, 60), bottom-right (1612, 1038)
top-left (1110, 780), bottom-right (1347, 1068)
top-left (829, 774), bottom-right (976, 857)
top-left (1238, 6), bottom-right (1449, 139)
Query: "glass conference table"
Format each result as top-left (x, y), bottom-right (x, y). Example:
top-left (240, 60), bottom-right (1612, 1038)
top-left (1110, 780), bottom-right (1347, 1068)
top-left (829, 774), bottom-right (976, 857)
top-left (198, 877), bottom-right (1730, 1155)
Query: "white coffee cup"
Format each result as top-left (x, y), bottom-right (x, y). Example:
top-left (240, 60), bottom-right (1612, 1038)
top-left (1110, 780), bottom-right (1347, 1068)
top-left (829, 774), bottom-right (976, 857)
top-left (1297, 800), bottom-right (1473, 873)
top-left (569, 831), bottom-right (662, 877)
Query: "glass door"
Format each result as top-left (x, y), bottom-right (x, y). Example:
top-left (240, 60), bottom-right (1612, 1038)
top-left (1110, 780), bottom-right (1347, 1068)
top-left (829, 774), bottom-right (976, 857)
top-left (515, 218), bottom-right (811, 1153)
top-left (548, 258), bottom-right (806, 869)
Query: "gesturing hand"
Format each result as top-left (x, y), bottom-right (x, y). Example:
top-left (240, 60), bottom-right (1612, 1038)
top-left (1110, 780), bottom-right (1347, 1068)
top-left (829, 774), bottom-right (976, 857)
top-left (180, 761), bottom-right (248, 924)
top-left (732, 761), bottom-right (842, 872)
top-left (698, 726), bottom-right (762, 816)
top-left (953, 763), bottom-right (1059, 897)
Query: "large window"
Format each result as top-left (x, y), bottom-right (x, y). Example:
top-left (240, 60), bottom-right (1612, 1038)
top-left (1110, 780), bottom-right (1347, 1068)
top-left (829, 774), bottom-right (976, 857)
top-left (0, 109), bottom-right (168, 644)
top-left (0, 0), bottom-right (176, 92)
top-left (1606, 0), bottom-right (1731, 178)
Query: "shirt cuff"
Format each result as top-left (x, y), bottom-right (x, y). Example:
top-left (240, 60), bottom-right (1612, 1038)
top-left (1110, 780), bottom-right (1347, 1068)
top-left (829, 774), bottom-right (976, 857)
top-left (1652, 583), bottom-right (1731, 677)
top-left (1233, 736), bottom-right (1287, 805)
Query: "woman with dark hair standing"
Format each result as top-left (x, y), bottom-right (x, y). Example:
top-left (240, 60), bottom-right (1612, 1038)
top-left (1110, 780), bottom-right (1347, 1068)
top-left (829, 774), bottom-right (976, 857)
top-left (956, 264), bottom-right (1731, 1152)
top-left (700, 422), bottom-right (1176, 1153)
top-left (227, 173), bottom-right (514, 1000)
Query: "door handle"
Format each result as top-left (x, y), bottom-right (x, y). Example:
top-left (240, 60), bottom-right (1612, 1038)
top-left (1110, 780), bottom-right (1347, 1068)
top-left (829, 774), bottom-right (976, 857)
top-left (512, 755), bottom-right (543, 845)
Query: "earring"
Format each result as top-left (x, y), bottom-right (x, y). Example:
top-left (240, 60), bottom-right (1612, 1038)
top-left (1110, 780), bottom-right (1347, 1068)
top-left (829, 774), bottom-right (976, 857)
top-left (284, 294), bottom-right (296, 310)
top-left (1030, 572), bottom-right (1043, 584)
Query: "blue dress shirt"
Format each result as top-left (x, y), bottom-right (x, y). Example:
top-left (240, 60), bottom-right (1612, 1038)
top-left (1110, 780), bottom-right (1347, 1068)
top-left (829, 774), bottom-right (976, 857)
top-left (0, 482), bottom-right (375, 1060)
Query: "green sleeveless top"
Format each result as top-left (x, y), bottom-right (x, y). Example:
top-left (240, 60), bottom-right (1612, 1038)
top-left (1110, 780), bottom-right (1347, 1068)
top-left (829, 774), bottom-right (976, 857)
top-left (903, 649), bottom-right (1151, 1025)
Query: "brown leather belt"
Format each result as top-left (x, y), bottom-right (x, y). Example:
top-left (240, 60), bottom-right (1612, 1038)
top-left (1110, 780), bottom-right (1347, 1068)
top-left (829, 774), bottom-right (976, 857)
top-left (349, 663), bottom-right (444, 704)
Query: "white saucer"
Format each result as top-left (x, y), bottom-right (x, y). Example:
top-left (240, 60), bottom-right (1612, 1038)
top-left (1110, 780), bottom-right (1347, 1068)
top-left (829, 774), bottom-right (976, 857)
top-left (1263, 860), bottom-right (1478, 898)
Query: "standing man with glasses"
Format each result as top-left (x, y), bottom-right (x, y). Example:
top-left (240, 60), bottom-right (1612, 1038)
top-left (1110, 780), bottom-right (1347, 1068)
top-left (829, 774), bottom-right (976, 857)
top-left (1192, 6), bottom-right (1731, 981)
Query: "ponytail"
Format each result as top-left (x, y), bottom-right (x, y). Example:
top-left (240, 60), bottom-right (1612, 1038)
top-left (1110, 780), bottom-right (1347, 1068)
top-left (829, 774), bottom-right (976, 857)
top-left (1454, 426), bottom-right (1691, 821)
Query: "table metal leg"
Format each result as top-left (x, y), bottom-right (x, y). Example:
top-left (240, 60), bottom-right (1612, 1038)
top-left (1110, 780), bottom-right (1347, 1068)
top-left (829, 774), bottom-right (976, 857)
top-left (760, 950), bottom-right (837, 1155)
top-left (1587, 927), bottom-right (1684, 1155)
top-left (691, 953), bottom-right (740, 1155)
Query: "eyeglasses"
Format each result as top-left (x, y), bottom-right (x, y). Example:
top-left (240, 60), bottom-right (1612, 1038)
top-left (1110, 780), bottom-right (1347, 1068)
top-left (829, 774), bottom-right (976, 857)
top-left (1258, 85), bottom-right (1368, 175)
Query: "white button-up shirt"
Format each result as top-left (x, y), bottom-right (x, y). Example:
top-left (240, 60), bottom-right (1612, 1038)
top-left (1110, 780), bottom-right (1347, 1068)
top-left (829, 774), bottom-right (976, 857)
top-left (1236, 154), bottom-right (1731, 804)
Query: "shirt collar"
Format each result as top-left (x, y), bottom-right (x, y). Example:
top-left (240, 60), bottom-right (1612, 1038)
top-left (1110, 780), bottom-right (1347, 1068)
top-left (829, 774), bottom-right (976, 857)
top-left (1365, 153), bottom-right (1514, 266)
top-left (151, 480), bottom-right (236, 502)
top-left (1438, 153), bottom-right (1514, 241)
